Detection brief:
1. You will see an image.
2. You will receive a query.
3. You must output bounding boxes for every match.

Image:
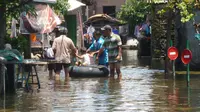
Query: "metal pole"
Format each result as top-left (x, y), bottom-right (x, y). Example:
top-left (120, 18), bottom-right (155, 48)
top-left (173, 60), bottom-right (175, 79)
top-left (188, 84), bottom-right (191, 106)
top-left (186, 40), bottom-right (190, 87)
top-left (187, 64), bottom-right (190, 87)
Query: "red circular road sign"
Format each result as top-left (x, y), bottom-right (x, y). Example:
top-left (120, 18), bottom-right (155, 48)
top-left (181, 49), bottom-right (192, 64)
top-left (168, 47), bottom-right (178, 60)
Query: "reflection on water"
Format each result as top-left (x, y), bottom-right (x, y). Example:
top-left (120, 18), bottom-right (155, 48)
top-left (122, 50), bottom-right (151, 67)
top-left (0, 50), bottom-right (200, 112)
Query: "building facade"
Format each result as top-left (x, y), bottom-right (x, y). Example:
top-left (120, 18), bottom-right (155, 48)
top-left (88, 0), bottom-right (126, 18)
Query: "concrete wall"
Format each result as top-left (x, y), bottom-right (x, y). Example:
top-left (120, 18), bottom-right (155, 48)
top-left (67, 0), bottom-right (126, 47)
top-left (88, 0), bottom-right (126, 17)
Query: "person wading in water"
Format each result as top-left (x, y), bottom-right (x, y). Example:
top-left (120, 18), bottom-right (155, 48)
top-left (52, 26), bottom-right (77, 80)
top-left (97, 25), bottom-right (123, 79)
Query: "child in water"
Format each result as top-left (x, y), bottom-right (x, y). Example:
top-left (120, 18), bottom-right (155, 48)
top-left (75, 47), bottom-right (94, 66)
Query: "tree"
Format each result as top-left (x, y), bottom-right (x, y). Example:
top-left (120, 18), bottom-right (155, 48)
top-left (155, 0), bottom-right (196, 76)
top-left (117, 0), bottom-right (151, 36)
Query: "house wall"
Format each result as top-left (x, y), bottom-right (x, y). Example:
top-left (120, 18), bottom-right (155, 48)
top-left (88, 0), bottom-right (126, 17)
top-left (175, 10), bottom-right (200, 70)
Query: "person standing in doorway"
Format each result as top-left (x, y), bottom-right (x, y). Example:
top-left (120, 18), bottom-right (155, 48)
top-left (97, 25), bottom-right (123, 79)
top-left (87, 23), bottom-right (95, 38)
top-left (52, 26), bottom-right (77, 79)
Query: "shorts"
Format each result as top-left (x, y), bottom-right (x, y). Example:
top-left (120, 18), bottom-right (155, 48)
top-left (48, 64), bottom-right (55, 71)
top-left (99, 63), bottom-right (109, 68)
top-left (108, 60), bottom-right (122, 64)
top-left (55, 63), bottom-right (71, 72)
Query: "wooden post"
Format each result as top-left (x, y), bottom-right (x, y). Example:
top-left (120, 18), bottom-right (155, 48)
top-left (24, 34), bottom-right (31, 59)
top-left (0, 3), bottom-right (6, 49)
top-left (5, 64), bottom-right (15, 93)
top-left (23, 34), bottom-right (31, 73)
top-left (78, 11), bottom-right (84, 48)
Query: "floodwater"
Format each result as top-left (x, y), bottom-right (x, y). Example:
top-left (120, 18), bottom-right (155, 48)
top-left (0, 50), bottom-right (200, 112)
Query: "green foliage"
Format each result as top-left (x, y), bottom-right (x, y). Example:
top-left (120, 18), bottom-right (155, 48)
top-left (5, 0), bottom-right (69, 19)
top-left (5, 35), bottom-right (28, 53)
top-left (117, 0), bottom-right (151, 24)
top-left (156, 0), bottom-right (195, 23)
top-left (117, 0), bottom-right (151, 35)
top-left (50, 0), bottom-right (69, 15)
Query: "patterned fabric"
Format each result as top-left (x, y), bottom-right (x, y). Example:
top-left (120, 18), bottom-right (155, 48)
top-left (103, 33), bottom-right (122, 63)
top-left (89, 36), bottom-right (108, 65)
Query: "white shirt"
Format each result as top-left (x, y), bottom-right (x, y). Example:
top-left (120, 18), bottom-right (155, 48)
top-left (83, 53), bottom-right (91, 65)
top-left (87, 25), bottom-right (95, 36)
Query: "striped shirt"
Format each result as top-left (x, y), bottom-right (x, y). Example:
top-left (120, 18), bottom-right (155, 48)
top-left (103, 33), bottom-right (122, 63)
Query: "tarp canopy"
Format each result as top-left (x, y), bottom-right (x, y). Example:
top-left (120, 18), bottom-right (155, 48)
top-left (68, 0), bottom-right (86, 11)
top-left (0, 50), bottom-right (23, 62)
top-left (20, 3), bottom-right (61, 34)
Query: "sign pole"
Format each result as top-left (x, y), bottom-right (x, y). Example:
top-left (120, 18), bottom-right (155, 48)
top-left (186, 40), bottom-right (190, 87)
top-left (186, 40), bottom-right (190, 107)
top-left (187, 40), bottom-right (190, 105)
top-left (187, 64), bottom-right (190, 87)
top-left (170, 40), bottom-right (176, 79)
top-left (173, 60), bottom-right (175, 79)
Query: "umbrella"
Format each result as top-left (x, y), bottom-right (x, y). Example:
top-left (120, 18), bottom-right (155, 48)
top-left (84, 14), bottom-right (125, 27)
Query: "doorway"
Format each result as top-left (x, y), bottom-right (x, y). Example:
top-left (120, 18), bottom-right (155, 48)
top-left (103, 6), bottom-right (116, 18)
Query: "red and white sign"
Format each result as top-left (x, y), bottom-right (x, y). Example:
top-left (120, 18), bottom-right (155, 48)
top-left (181, 49), bottom-right (192, 64)
top-left (168, 47), bottom-right (178, 60)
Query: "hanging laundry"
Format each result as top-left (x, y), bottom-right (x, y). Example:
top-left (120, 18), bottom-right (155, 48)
top-left (10, 18), bottom-right (18, 38)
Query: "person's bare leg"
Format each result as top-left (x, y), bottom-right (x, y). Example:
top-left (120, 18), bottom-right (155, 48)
top-left (110, 63), bottom-right (115, 78)
top-left (116, 62), bottom-right (122, 79)
top-left (64, 67), bottom-right (70, 79)
top-left (55, 71), bottom-right (60, 81)
top-left (49, 70), bottom-right (53, 80)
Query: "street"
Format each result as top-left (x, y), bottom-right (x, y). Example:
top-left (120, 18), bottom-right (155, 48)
top-left (0, 50), bottom-right (199, 112)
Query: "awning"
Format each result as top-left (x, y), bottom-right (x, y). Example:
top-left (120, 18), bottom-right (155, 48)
top-left (68, 0), bottom-right (86, 11)
top-left (33, 0), bottom-right (57, 4)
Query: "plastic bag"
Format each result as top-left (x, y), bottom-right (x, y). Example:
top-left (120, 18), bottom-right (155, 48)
top-left (60, 69), bottom-right (65, 81)
top-left (46, 48), bottom-right (54, 58)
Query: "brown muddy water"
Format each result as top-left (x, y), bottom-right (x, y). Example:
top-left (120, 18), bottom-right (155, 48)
top-left (0, 50), bottom-right (200, 112)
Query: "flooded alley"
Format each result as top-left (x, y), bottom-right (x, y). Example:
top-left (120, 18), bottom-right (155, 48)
top-left (0, 50), bottom-right (200, 112)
